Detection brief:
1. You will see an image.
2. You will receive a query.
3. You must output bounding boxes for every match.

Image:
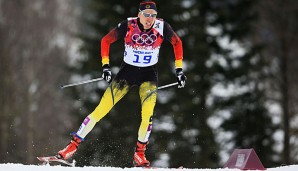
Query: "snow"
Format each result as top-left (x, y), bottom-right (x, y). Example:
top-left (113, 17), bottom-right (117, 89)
top-left (1, 163), bottom-right (298, 171)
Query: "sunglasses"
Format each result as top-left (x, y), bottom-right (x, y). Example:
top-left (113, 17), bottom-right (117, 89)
top-left (140, 11), bottom-right (157, 18)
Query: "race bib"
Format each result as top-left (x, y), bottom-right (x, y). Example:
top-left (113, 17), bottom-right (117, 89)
top-left (124, 46), bottom-right (160, 67)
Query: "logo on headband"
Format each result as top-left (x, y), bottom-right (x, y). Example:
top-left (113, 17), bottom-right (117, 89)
top-left (146, 5), bottom-right (151, 9)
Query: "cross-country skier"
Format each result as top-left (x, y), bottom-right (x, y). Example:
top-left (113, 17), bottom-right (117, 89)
top-left (57, 0), bottom-right (186, 167)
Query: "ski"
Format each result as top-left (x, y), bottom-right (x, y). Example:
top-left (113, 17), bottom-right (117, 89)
top-left (135, 166), bottom-right (184, 169)
top-left (37, 156), bottom-right (76, 167)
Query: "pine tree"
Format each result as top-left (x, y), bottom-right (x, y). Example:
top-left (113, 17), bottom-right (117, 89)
top-left (152, 0), bottom-right (220, 168)
top-left (209, 0), bottom-right (278, 167)
top-left (252, 0), bottom-right (298, 164)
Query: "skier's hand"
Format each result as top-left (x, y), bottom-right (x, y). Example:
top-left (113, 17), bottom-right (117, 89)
top-left (102, 64), bottom-right (112, 83)
top-left (176, 68), bottom-right (187, 88)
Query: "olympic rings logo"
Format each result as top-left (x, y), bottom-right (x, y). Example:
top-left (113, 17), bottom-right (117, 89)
top-left (132, 34), bottom-right (157, 45)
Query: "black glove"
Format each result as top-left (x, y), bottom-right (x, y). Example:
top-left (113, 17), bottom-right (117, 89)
top-left (176, 68), bottom-right (187, 88)
top-left (102, 64), bottom-right (112, 83)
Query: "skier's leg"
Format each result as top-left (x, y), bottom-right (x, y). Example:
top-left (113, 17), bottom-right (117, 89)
top-left (58, 80), bottom-right (130, 159)
top-left (134, 81), bottom-right (157, 166)
top-left (76, 80), bottom-right (130, 138)
top-left (138, 81), bottom-right (157, 142)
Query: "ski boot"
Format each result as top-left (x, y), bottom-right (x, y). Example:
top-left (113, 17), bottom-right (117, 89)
top-left (57, 134), bottom-right (83, 160)
top-left (133, 141), bottom-right (150, 167)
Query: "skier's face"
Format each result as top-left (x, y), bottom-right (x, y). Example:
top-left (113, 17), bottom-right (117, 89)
top-left (138, 9), bottom-right (157, 29)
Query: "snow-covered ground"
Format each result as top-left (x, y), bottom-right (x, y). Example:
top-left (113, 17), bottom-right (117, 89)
top-left (1, 163), bottom-right (298, 171)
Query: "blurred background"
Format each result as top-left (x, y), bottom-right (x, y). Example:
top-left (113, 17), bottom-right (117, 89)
top-left (1, 0), bottom-right (298, 168)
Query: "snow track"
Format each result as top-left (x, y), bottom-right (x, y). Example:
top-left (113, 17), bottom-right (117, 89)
top-left (1, 163), bottom-right (298, 171)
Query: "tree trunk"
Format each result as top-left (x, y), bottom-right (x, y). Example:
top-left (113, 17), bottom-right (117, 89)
top-left (280, 38), bottom-right (290, 164)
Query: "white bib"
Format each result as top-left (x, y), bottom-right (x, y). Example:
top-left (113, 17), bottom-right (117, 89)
top-left (124, 45), bottom-right (160, 67)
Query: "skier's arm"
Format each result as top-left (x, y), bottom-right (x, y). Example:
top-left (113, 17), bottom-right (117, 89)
top-left (163, 22), bottom-right (183, 69)
top-left (101, 20), bottom-right (128, 66)
top-left (164, 22), bottom-right (186, 88)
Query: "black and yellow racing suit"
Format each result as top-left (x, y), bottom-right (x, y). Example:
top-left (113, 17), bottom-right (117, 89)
top-left (76, 17), bottom-right (183, 143)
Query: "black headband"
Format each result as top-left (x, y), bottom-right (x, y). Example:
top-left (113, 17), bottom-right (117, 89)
top-left (139, 1), bottom-right (157, 12)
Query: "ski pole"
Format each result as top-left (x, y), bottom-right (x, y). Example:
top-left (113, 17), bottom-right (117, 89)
top-left (143, 82), bottom-right (178, 103)
top-left (60, 77), bottom-right (104, 89)
top-left (148, 82), bottom-right (178, 94)
top-left (157, 82), bottom-right (178, 90)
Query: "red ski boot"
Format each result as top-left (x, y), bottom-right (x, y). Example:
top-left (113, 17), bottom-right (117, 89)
top-left (57, 134), bottom-right (83, 160)
top-left (133, 141), bottom-right (150, 167)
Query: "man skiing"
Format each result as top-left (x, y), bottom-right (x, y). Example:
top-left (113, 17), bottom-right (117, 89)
top-left (57, 0), bottom-right (186, 167)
